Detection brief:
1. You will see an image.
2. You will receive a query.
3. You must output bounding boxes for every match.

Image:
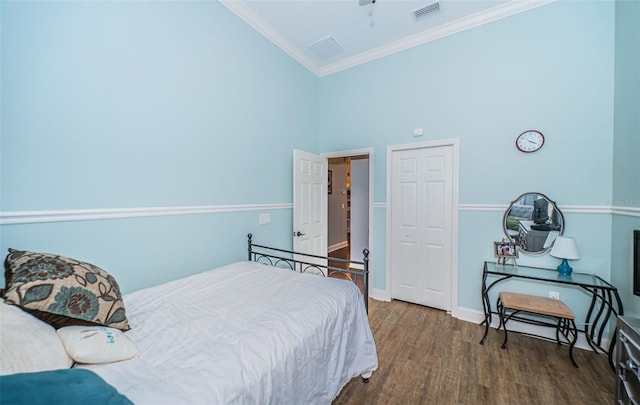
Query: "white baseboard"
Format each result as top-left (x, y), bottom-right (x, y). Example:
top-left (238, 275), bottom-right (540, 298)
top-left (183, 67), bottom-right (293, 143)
top-left (370, 288), bottom-right (389, 302)
top-left (455, 306), bottom-right (488, 324)
top-left (455, 306), bottom-right (609, 352)
top-left (328, 241), bottom-right (349, 253)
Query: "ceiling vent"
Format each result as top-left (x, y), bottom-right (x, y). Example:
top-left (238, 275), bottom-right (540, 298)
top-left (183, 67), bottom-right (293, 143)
top-left (307, 36), bottom-right (344, 60)
top-left (412, 1), bottom-right (441, 22)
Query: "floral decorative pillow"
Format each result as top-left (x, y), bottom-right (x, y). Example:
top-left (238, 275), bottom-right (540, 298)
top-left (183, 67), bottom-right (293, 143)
top-left (2, 249), bottom-right (130, 331)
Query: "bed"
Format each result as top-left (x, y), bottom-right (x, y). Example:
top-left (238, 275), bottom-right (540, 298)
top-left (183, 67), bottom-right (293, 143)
top-left (0, 234), bottom-right (378, 404)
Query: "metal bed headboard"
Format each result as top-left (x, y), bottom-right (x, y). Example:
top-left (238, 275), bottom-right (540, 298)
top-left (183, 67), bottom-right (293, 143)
top-left (247, 233), bottom-right (370, 313)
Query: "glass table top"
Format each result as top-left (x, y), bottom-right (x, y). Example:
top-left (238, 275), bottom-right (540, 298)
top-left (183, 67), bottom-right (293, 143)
top-left (484, 261), bottom-right (615, 290)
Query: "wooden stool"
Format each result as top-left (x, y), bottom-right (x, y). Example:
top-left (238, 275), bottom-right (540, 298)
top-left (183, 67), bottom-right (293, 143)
top-left (497, 291), bottom-right (578, 367)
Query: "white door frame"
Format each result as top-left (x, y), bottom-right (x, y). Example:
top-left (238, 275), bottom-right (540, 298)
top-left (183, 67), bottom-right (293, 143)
top-left (385, 138), bottom-right (459, 316)
top-left (322, 147), bottom-right (374, 297)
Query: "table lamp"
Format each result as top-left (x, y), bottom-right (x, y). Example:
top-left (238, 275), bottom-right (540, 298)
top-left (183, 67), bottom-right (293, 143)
top-left (550, 236), bottom-right (580, 275)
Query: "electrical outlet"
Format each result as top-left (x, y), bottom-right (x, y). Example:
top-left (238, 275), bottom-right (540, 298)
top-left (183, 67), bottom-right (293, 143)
top-left (549, 291), bottom-right (560, 300)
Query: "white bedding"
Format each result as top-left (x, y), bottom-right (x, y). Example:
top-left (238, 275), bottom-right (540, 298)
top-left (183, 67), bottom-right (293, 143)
top-left (80, 261), bottom-right (378, 404)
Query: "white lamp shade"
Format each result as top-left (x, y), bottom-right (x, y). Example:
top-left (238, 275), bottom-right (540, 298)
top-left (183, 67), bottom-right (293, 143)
top-left (550, 236), bottom-right (580, 260)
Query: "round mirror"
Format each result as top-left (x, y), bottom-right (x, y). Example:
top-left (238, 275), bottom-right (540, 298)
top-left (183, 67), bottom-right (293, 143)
top-left (503, 192), bottom-right (564, 255)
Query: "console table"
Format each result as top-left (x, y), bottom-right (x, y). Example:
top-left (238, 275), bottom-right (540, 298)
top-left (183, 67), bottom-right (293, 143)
top-left (479, 261), bottom-right (623, 369)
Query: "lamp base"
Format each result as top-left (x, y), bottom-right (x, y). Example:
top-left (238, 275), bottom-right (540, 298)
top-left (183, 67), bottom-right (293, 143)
top-left (557, 258), bottom-right (573, 276)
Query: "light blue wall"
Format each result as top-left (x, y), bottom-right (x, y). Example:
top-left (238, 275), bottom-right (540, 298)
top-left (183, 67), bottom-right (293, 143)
top-left (1, 0), bottom-right (637, 319)
top-left (1, 1), bottom-right (317, 210)
top-left (319, 1), bottom-right (615, 205)
top-left (0, 210), bottom-right (292, 293)
top-left (611, 0), bottom-right (640, 316)
top-left (318, 1), bottom-right (620, 312)
top-left (0, 1), bottom-right (317, 292)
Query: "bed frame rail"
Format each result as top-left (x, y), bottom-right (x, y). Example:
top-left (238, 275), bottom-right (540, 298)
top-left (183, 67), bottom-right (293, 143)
top-left (247, 233), bottom-right (370, 313)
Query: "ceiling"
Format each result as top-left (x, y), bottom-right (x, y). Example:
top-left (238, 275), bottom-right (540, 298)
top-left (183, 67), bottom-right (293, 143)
top-left (220, 0), bottom-right (554, 77)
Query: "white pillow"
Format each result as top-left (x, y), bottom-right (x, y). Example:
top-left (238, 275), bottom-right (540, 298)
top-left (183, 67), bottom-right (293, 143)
top-left (56, 325), bottom-right (139, 364)
top-left (0, 301), bottom-right (73, 376)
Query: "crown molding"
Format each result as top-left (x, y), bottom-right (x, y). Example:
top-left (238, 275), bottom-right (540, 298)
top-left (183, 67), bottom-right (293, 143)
top-left (318, 0), bottom-right (555, 76)
top-left (218, 0), bottom-right (321, 76)
top-left (220, 0), bottom-right (555, 77)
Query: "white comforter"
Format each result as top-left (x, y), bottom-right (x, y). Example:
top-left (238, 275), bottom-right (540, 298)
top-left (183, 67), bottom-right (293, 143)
top-left (81, 261), bottom-right (378, 404)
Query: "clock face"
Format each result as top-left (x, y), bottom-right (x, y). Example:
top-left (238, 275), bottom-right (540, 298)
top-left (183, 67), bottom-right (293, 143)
top-left (515, 130), bottom-right (544, 153)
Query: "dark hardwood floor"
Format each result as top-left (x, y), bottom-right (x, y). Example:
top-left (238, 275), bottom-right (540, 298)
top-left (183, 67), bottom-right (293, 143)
top-left (328, 246), bottom-right (365, 292)
top-left (328, 246), bottom-right (351, 269)
top-left (333, 299), bottom-right (616, 405)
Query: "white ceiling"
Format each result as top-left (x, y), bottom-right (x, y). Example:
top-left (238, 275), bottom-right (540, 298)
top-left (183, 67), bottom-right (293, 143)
top-left (220, 0), bottom-right (554, 77)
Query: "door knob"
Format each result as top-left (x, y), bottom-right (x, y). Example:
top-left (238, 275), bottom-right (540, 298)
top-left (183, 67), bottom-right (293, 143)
top-left (293, 231), bottom-right (306, 237)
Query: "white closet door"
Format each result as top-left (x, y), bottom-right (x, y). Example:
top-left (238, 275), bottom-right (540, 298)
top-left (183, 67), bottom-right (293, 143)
top-left (390, 144), bottom-right (453, 311)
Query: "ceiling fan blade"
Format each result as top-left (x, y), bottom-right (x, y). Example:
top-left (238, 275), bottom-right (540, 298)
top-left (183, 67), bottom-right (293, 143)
top-left (359, 0), bottom-right (375, 6)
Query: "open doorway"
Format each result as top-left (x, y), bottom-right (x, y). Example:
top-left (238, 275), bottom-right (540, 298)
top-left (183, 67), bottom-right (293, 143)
top-left (327, 155), bottom-right (370, 275)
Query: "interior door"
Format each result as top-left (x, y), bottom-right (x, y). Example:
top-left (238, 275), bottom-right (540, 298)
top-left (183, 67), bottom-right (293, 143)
top-left (390, 144), bottom-right (453, 311)
top-left (293, 150), bottom-right (328, 271)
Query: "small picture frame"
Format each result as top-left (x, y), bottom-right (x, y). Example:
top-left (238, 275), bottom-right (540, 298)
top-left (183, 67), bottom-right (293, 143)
top-left (495, 241), bottom-right (518, 266)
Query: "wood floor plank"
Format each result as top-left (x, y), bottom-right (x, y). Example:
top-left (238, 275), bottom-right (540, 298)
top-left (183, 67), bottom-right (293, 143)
top-left (333, 299), bottom-right (615, 405)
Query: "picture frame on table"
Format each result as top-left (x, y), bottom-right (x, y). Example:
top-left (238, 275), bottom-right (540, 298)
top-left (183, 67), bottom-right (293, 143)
top-left (495, 241), bottom-right (518, 266)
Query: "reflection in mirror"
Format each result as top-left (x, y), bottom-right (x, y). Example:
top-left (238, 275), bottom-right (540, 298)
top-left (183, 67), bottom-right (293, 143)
top-left (503, 192), bottom-right (564, 255)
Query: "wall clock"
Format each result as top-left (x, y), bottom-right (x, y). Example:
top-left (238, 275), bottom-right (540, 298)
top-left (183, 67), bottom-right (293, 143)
top-left (515, 130), bottom-right (544, 153)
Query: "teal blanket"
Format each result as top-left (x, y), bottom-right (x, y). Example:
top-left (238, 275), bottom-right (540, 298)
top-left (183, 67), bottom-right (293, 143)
top-left (0, 368), bottom-right (132, 405)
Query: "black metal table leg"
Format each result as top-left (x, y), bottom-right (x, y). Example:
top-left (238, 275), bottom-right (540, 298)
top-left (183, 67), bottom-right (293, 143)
top-left (568, 319), bottom-right (579, 368)
top-left (500, 300), bottom-right (508, 349)
top-left (479, 270), bottom-right (491, 345)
